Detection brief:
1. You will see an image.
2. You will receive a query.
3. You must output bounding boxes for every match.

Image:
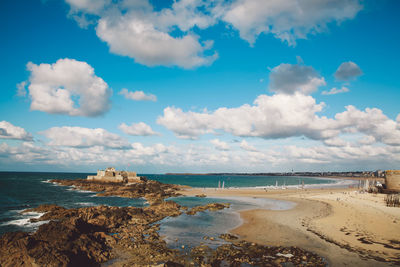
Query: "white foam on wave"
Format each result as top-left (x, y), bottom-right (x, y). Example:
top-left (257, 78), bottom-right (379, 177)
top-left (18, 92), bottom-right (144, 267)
top-left (65, 186), bottom-right (95, 194)
top-left (77, 202), bottom-right (96, 206)
top-left (75, 189), bottom-right (95, 193)
top-left (1, 211), bottom-right (47, 228)
top-left (41, 179), bottom-right (52, 184)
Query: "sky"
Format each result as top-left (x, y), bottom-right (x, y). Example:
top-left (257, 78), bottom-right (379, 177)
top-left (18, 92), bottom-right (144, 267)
top-left (0, 0), bottom-right (399, 173)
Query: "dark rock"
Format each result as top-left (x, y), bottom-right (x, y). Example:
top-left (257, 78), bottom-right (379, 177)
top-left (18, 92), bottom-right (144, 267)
top-left (186, 203), bottom-right (230, 215)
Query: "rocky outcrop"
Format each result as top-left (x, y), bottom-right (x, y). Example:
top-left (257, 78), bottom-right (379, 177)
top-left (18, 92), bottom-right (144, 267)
top-left (190, 241), bottom-right (326, 266)
top-left (50, 178), bottom-right (182, 203)
top-left (186, 203), bottom-right (230, 215)
top-left (0, 201), bottom-right (328, 266)
top-left (0, 201), bottom-right (185, 267)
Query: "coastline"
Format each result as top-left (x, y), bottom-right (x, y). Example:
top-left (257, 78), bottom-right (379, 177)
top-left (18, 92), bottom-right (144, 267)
top-left (0, 176), bottom-right (331, 266)
top-left (179, 185), bottom-right (400, 266)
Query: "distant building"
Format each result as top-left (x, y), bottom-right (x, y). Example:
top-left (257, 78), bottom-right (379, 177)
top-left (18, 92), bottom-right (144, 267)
top-left (87, 167), bottom-right (142, 183)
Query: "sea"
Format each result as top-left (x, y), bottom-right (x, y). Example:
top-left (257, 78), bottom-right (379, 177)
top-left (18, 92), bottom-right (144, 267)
top-left (0, 172), bottom-right (354, 249)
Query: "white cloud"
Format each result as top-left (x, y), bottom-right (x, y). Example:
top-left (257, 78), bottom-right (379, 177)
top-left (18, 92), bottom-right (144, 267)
top-left (26, 58), bottom-right (111, 117)
top-left (96, 13), bottom-right (218, 68)
top-left (157, 106), bottom-right (215, 139)
top-left (155, 0), bottom-right (218, 32)
top-left (323, 137), bottom-right (348, 147)
top-left (0, 121), bottom-right (32, 141)
top-left (41, 126), bottom-right (130, 149)
top-left (16, 81), bottom-right (27, 97)
top-left (240, 140), bottom-right (257, 151)
top-left (322, 86), bottom-right (349, 95)
top-left (358, 135), bottom-right (376, 145)
top-left (334, 106), bottom-right (400, 146)
top-left (2, 138), bottom-right (400, 173)
top-left (119, 88), bottom-right (157, 101)
top-left (335, 61), bottom-right (362, 81)
top-left (65, 0), bottom-right (111, 15)
top-left (119, 122), bottom-right (159, 136)
top-left (223, 0), bottom-right (363, 45)
top-left (210, 138), bottom-right (230, 151)
top-left (61, 0), bottom-right (363, 69)
top-left (269, 63), bottom-right (326, 95)
top-left (158, 93), bottom-right (334, 140)
top-left (158, 93), bottom-right (400, 147)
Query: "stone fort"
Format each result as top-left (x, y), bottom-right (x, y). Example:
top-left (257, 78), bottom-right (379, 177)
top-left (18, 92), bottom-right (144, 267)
top-left (87, 167), bottom-right (142, 183)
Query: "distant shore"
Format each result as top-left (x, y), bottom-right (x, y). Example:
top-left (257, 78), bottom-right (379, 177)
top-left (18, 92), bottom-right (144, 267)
top-left (165, 172), bottom-right (384, 179)
top-left (179, 185), bottom-right (400, 266)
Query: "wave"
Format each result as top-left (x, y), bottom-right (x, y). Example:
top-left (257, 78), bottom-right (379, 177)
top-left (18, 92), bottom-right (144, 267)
top-left (1, 211), bottom-right (47, 228)
top-left (74, 189), bottom-right (96, 193)
top-left (76, 202), bottom-right (96, 206)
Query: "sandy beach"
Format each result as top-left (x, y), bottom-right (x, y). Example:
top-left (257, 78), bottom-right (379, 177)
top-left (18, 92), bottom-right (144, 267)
top-left (179, 186), bottom-right (400, 266)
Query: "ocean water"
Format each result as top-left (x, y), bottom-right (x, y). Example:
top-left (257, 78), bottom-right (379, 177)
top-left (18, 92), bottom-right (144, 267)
top-left (0, 172), bottom-right (146, 235)
top-left (144, 174), bottom-right (339, 188)
top-left (0, 172), bottom-right (339, 239)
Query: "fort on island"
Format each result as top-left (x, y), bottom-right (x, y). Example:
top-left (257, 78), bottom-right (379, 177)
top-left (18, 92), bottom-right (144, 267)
top-left (87, 167), bottom-right (143, 183)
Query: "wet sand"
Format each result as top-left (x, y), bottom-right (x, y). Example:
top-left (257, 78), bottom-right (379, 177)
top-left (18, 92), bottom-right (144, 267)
top-left (179, 187), bottom-right (400, 266)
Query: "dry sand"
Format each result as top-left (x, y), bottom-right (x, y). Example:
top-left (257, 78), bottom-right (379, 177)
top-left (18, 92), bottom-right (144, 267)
top-left (179, 187), bottom-right (400, 266)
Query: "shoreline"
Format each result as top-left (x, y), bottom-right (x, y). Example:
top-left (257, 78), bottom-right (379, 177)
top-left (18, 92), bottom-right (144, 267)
top-left (179, 186), bottom-right (400, 266)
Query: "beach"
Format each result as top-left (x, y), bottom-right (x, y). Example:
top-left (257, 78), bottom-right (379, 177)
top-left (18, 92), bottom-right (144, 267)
top-left (179, 186), bottom-right (400, 266)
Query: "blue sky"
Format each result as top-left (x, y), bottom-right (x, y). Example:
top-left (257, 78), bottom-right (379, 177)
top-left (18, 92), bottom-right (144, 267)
top-left (0, 0), bottom-right (399, 173)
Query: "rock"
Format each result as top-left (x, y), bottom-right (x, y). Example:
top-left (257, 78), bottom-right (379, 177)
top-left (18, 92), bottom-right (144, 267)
top-left (186, 203), bottom-right (230, 215)
top-left (50, 178), bottom-right (182, 203)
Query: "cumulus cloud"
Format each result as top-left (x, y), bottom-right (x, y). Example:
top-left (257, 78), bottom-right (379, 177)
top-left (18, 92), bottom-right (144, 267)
top-left (61, 0), bottom-right (362, 68)
top-left (322, 86), bottom-right (349, 95)
top-left (158, 93), bottom-right (400, 147)
top-left (26, 58), bottom-right (111, 117)
top-left (334, 106), bottom-right (400, 146)
top-left (240, 140), bottom-right (257, 151)
top-left (210, 138), bottom-right (230, 151)
top-left (269, 63), bottom-right (326, 95)
top-left (96, 13), bottom-right (218, 68)
top-left (2, 137), bottom-right (400, 172)
top-left (119, 122), bottom-right (159, 136)
top-left (0, 121), bottom-right (32, 141)
top-left (155, 0), bottom-right (218, 32)
top-left (334, 61), bottom-right (362, 81)
top-left (41, 126), bottom-right (130, 149)
top-left (222, 0), bottom-right (363, 45)
top-left (158, 93), bottom-right (334, 140)
top-left (119, 88), bottom-right (157, 101)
